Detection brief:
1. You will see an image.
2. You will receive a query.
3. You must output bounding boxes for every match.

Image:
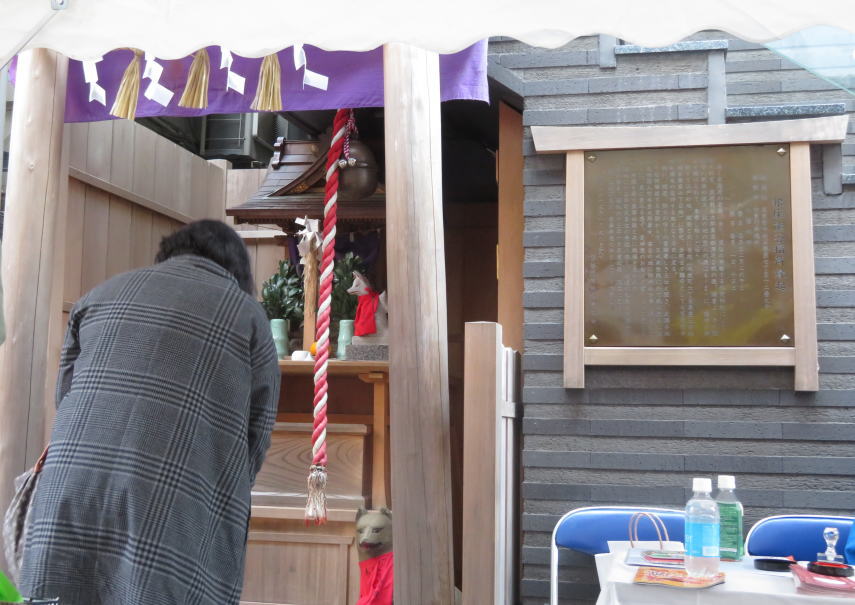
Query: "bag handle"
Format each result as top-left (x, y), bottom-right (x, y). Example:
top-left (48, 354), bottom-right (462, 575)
top-left (33, 447), bottom-right (48, 474)
top-left (628, 512), bottom-right (670, 549)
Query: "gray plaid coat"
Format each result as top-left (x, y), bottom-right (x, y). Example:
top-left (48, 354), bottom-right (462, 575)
top-left (18, 255), bottom-right (281, 605)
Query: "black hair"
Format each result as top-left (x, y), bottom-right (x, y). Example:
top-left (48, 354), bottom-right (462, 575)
top-left (155, 220), bottom-right (255, 295)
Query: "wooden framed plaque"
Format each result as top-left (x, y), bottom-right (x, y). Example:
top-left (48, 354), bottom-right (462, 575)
top-left (531, 116), bottom-right (849, 391)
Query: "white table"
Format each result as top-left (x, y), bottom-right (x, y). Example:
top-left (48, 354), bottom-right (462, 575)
top-left (595, 553), bottom-right (848, 605)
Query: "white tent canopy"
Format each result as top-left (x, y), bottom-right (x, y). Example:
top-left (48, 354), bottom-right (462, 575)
top-left (2, 0), bottom-right (855, 67)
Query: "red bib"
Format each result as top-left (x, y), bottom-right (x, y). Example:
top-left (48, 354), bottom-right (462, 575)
top-left (357, 551), bottom-right (393, 605)
top-left (354, 289), bottom-right (380, 336)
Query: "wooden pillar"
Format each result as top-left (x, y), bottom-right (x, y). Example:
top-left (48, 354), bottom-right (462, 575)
top-left (497, 102), bottom-right (524, 352)
top-left (359, 371), bottom-right (390, 509)
top-left (0, 49), bottom-right (68, 528)
top-left (383, 43), bottom-right (455, 604)
top-left (302, 250), bottom-right (318, 351)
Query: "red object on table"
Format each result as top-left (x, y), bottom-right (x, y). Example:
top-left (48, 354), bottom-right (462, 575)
top-left (354, 290), bottom-right (380, 336)
top-left (807, 561), bottom-right (854, 577)
top-left (357, 551), bottom-right (394, 605)
top-left (791, 563), bottom-right (855, 595)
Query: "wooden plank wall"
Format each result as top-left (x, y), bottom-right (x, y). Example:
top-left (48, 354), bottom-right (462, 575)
top-left (63, 120), bottom-right (229, 309)
top-left (239, 234), bottom-right (287, 298)
top-left (224, 168), bottom-right (286, 295)
top-left (226, 167), bottom-right (267, 230)
top-left (47, 121), bottom-right (230, 433)
top-left (68, 121), bottom-right (226, 223)
top-left (63, 177), bottom-right (184, 310)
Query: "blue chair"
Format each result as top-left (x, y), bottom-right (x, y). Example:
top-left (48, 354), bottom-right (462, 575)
top-left (550, 506), bottom-right (685, 605)
top-left (745, 514), bottom-right (854, 563)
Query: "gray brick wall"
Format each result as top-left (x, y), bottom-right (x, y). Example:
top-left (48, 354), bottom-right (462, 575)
top-left (719, 33), bottom-right (855, 180)
top-left (489, 34), bottom-right (855, 605)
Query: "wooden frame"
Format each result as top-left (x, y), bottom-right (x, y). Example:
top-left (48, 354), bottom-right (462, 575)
top-left (563, 151), bottom-right (586, 389)
top-left (532, 115), bottom-right (849, 153)
top-left (530, 118), bottom-right (847, 391)
top-left (790, 142), bottom-right (819, 391)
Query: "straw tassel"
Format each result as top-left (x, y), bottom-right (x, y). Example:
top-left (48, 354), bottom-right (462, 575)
top-left (109, 49), bottom-right (143, 120)
top-left (178, 49), bottom-right (210, 109)
top-left (250, 53), bottom-right (282, 112)
top-left (306, 465), bottom-right (328, 524)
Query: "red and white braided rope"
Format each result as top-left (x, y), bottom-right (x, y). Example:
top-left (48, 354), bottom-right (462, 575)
top-left (306, 108), bottom-right (352, 524)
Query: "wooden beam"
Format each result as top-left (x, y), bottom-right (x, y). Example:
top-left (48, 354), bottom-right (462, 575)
top-left (359, 371), bottom-right (390, 509)
top-left (497, 103), bottom-right (524, 352)
top-left (226, 194), bottom-right (385, 225)
top-left (532, 115), bottom-right (849, 153)
top-left (563, 152), bottom-right (585, 388)
top-left (279, 359), bottom-right (388, 376)
top-left (68, 166), bottom-right (195, 225)
top-left (790, 142), bottom-right (819, 391)
top-left (584, 347), bottom-right (795, 366)
top-left (302, 250), bottom-right (318, 352)
top-left (249, 506), bottom-right (357, 522)
top-left (237, 230), bottom-right (287, 239)
top-left (383, 42), bottom-right (455, 604)
top-left (0, 50), bottom-right (69, 536)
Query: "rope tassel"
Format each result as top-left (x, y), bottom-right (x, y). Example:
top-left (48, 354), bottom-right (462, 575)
top-left (109, 49), bottom-right (143, 120)
top-left (305, 108), bottom-right (354, 525)
top-left (178, 49), bottom-right (210, 109)
top-left (251, 53), bottom-right (283, 112)
top-left (305, 465), bottom-right (328, 525)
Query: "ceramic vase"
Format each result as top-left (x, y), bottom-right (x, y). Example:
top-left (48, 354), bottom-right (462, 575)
top-left (337, 319), bottom-right (354, 360)
top-left (270, 318), bottom-right (290, 359)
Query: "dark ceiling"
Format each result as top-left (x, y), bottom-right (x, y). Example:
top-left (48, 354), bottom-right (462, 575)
top-left (282, 92), bottom-right (501, 205)
top-left (138, 74), bottom-right (514, 205)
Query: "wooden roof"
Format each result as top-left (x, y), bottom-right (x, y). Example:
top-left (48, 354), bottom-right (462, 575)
top-left (227, 191), bottom-right (385, 227)
top-left (227, 137), bottom-right (385, 231)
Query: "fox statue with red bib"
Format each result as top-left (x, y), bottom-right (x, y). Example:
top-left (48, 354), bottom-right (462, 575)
top-left (347, 271), bottom-right (388, 345)
top-left (355, 508), bottom-right (393, 605)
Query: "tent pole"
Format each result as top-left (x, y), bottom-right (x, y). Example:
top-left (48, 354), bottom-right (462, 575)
top-left (0, 49), bottom-right (68, 552)
top-left (383, 42), bottom-right (455, 604)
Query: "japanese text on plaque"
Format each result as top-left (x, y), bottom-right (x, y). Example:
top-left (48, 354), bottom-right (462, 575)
top-left (584, 144), bottom-right (794, 347)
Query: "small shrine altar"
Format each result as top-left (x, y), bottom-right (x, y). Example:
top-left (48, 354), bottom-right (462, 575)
top-left (234, 131), bottom-right (391, 605)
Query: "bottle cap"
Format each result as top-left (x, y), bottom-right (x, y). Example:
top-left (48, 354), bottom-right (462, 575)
top-left (692, 477), bottom-right (712, 493)
top-left (718, 475), bottom-right (735, 489)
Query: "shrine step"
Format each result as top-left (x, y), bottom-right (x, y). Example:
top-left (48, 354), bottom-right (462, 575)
top-left (253, 422), bottom-right (369, 510)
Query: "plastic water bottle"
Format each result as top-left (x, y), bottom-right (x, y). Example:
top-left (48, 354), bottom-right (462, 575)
top-left (716, 475), bottom-right (744, 561)
top-left (685, 477), bottom-right (720, 577)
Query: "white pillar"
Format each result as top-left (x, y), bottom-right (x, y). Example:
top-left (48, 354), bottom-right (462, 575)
top-left (383, 43), bottom-right (455, 604)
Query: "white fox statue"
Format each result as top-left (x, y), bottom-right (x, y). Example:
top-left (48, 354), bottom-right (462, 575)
top-left (347, 271), bottom-right (388, 345)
